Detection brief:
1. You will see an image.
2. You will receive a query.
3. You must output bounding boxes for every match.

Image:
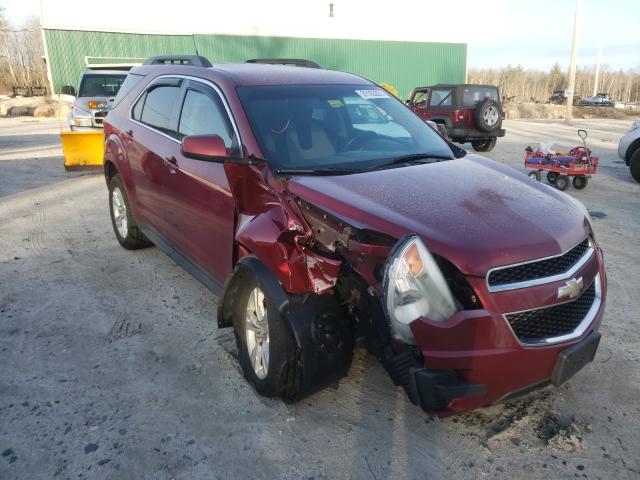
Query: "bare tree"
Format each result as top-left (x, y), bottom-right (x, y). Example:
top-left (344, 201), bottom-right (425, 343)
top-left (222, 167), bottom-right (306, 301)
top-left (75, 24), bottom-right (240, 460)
top-left (0, 11), bottom-right (48, 94)
top-left (469, 64), bottom-right (640, 104)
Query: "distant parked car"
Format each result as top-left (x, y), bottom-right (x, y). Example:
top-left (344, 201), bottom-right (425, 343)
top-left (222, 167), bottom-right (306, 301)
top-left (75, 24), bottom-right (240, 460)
top-left (580, 93), bottom-right (614, 107)
top-left (549, 90), bottom-right (568, 104)
top-left (549, 90), bottom-right (582, 105)
top-left (618, 120), bottom-right (640, 182)
top-left (63, 70), bottom-right (128, 131)
top-left (406, 84), bottom-right (505, 152)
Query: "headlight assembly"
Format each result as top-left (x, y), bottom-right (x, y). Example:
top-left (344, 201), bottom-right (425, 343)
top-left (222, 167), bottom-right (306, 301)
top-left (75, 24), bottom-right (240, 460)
top-left (382, 235), bottom-right (458, 344)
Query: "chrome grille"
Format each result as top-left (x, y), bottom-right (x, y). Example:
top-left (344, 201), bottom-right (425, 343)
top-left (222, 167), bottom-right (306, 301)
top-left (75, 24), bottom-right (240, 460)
top-left (488, 238), bottom-right (592, 291)
top-left (505, 280), bottom-right (597, 344)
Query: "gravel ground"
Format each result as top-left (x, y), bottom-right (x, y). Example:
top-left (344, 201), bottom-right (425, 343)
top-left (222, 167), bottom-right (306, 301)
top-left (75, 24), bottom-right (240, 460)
top-left (0, 117), bottom-right (639, 479)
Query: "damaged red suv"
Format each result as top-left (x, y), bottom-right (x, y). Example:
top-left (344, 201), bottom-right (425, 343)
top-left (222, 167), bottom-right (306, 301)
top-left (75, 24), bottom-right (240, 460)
top-left (103, 56), bottom-right (606, 415)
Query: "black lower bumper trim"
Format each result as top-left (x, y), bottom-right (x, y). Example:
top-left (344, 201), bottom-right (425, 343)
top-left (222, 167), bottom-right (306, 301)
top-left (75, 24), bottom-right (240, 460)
top-left (551, 331), bottom-right (600, 386)
top-left (413, 369), bottom-right (486, 410)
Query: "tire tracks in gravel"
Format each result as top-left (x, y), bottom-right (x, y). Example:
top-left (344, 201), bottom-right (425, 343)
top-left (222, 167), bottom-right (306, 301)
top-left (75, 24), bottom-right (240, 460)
top-left (27, 197), bottom-right (47, 257)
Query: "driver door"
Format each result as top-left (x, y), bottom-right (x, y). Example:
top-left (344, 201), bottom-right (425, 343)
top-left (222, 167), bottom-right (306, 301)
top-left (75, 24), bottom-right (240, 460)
top-left (161, 80), bottom-right (239, 285)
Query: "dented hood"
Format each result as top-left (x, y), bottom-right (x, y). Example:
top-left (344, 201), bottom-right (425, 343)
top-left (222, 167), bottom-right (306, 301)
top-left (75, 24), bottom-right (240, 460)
top-left (286, 155), bottom-right (589, 276)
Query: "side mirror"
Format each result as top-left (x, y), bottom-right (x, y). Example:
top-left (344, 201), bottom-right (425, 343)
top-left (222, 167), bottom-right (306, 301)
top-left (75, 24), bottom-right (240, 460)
top-left (181, 135), bottom-right (228, 161)
top-left (61, 85), bottom-right (76, 96)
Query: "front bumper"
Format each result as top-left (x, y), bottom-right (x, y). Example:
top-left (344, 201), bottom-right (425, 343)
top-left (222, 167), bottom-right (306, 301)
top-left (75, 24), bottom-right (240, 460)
top-left (406, 256), bottom-right (606, 416)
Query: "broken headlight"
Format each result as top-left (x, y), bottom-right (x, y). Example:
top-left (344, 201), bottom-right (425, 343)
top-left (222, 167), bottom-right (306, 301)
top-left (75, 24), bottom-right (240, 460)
top-left (383, 235), bottom-right (458, 344)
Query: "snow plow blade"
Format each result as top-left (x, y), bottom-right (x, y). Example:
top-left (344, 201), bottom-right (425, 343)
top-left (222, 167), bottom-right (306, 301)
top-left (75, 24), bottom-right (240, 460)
top-left (60, 131), bottom-right (104, 171)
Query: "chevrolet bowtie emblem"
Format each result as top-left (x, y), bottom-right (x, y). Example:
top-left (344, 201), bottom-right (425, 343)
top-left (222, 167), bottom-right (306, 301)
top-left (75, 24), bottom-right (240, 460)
top-left (558, 277), bottom-right (583, 300)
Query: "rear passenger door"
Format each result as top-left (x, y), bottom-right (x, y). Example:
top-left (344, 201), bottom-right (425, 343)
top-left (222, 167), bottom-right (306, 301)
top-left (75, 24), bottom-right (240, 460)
top-left (127, 78), bottom-right (183, 234)
top-left (162, 79), bottom-right (240, 286)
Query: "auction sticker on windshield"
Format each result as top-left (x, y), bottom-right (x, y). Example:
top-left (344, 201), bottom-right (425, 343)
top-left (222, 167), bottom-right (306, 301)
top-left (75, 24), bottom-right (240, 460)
top-left (355, 89), bottom-right (389, 99)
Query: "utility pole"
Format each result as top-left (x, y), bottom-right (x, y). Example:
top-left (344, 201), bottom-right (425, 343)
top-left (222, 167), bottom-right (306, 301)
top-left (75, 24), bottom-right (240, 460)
top-left (593, 42), bottom-right (602, 96)
top-left (565, 0), bottom-right (582, 124)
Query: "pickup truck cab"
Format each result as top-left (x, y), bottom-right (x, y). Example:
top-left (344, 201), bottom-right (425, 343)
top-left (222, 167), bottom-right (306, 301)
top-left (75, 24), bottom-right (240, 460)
top-left (64, 70), bottom-right (127, 131)
top-left (103, 56), bottom-right (605, 416)
top-left (407, 84), bottom-right (506, 152)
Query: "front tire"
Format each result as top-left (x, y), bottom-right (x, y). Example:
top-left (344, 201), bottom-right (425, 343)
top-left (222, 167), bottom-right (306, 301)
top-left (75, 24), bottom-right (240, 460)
top-left (233, 270), bottom-right (299, 399)
top-left (528, 170), bottom-right (541, 181)
top-left (108, 174), bottom-right (152, 250)
top-left (471, 138), bottom-right (497, 152)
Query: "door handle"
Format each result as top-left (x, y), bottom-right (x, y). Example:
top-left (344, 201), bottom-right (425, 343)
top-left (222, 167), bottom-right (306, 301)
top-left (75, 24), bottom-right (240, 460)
top-left (124, 129), bottom-right (134, 143)
top-left (163, 156), bottom-right (178, 173)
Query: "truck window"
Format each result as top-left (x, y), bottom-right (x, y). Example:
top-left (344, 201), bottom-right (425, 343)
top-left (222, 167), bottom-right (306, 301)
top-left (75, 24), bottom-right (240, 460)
top-left (78, 74), bottom-right (126, 97)
top-left (412, 91), bottom-right (428, 106)
top-left (429, 89), bottom-right (453, 107)
top-left (462, 87), bottom-right (498, 107)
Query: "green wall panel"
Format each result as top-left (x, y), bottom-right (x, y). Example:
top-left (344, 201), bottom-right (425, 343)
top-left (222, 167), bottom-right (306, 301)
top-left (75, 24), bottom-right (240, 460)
top-left (194, 34), bottom-right (466, 99)
top-left (44, 29), bottom-right (466, 98)
top-left (43, 29), bottom-right (197, 92)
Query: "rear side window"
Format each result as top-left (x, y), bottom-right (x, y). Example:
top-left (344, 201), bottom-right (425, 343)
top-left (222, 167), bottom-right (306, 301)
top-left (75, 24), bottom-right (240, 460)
top-left (462, 87), bottom-right (498, 107)
top-left (112, 73), bottom-right (144, 107)
top-left (429, 88), bottom-right (453, 107)
top-left (139, 86), bottom-right (181, 135)
top-left (178, 88), bottom-right (239, 154)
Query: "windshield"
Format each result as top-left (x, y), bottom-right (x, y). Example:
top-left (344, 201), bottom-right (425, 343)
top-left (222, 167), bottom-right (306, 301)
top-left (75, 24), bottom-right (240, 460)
top-left (237, 84), bottom-right (453, 173)
top-left (78, 74), bottom-right (126, 97)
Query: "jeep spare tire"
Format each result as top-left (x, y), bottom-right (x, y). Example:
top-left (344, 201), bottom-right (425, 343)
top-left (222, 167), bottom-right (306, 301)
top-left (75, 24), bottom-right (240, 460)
top-left (475, 99), bottom-right (502, 132)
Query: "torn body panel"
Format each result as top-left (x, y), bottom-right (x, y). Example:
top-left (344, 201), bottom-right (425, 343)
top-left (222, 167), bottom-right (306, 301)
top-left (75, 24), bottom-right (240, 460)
top-left (223, 162), bottom-right (344, 295)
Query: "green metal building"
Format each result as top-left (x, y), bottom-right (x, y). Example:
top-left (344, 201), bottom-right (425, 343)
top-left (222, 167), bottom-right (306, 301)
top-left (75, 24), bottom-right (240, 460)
top-left (42, 29), bottom-right (466, 99)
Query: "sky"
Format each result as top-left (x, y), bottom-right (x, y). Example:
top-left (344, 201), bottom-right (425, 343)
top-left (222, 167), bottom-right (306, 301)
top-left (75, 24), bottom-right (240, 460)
top-left (1, 0), bottom-right (638, 71)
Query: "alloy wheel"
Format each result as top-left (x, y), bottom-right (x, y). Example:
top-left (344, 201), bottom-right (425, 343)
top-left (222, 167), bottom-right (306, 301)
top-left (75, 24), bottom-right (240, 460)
top-left (245, 287), bottom-right (270, 379)
top-left (111, 187), bottom-right (128, 238)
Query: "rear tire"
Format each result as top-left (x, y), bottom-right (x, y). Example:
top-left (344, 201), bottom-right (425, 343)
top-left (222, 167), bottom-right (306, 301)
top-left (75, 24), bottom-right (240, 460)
top-left (630, 149), bottom-right (640, 183)
top-left (108, 174), bottom-right (152, 250)
top-left (232, 269), bottom-right (299, 399)
top-left (471, 138), bottom-right (497, 152)
top-left (554, 175), bottom-right (569, 191)
top-left (547, 172), bottom-right (558, 184)
top-left (572, 175), bottom-right (588, 189)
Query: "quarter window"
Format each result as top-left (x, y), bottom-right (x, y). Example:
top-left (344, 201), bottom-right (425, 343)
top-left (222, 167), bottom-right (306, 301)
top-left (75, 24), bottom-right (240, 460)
top-left (132, 92), bottom-right (145, 121)
top-left (178, 88), bottom-right (238, 153)
top-left (139, 85), bottom-right (181, 135)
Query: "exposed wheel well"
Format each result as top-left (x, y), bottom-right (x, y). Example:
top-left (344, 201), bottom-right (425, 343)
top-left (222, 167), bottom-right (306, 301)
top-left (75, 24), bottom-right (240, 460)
top-left (104, 161), bottom-right (118, 183)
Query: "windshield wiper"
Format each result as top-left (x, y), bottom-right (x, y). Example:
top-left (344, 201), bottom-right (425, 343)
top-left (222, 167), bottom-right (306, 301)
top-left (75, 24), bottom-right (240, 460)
top-left (373, 153), bottom-right (454, 170)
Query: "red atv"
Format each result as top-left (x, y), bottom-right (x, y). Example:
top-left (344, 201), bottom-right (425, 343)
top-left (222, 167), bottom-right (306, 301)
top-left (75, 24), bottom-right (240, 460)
top-left (407, 84), bottom-right (506, 152)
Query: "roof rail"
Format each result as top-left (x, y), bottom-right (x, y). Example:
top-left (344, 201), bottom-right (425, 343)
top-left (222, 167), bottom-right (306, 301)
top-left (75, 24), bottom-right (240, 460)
top-left (143, 55), bottom-right (212, 67)
top-left (246, 58), bottom-right (321, 69)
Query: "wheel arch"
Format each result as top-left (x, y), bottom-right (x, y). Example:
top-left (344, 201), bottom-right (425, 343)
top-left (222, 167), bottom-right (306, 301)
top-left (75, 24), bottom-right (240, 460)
top-left (428, 115), bottom-right (453, 128)
top-left (217, 255), bottom-right (353, 399)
